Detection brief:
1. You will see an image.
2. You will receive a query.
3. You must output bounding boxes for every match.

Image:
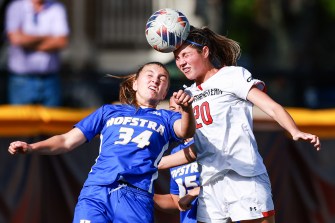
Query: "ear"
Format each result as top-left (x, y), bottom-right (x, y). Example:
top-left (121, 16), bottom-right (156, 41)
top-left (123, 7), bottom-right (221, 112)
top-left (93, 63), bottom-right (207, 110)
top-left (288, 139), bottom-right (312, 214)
top-left (202, 46), bottom-right (210, 58)
top-left (132, 79), bottom-right (138, 91)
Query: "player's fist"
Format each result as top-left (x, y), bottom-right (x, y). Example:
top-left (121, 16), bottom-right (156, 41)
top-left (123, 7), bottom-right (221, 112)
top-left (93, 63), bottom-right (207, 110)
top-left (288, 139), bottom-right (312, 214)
top-left (8, 141), bottom-right (32, 155)
top-left (172, 90), bottom-right (193, 109)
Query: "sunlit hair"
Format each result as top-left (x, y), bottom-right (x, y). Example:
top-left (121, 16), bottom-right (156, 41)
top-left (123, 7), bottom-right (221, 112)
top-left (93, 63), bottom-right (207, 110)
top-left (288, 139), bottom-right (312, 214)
top-left (107, 62), bottom-right (170, 107)
top-left (185, 26), bottom-right (241, 67)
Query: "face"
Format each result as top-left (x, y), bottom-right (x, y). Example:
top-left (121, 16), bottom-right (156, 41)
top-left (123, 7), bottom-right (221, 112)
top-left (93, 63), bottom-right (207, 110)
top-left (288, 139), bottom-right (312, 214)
top-left (174, 44), bottom-right (210, 84)
top-left (133, 64), bottom-right (169, 107)
top-left (31, 0), bottom-right (44, 4)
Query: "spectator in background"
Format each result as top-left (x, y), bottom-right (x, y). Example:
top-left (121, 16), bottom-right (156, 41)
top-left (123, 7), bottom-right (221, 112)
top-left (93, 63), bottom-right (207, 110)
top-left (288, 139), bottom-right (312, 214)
top-left (5, 0), bottom-right (69, 107)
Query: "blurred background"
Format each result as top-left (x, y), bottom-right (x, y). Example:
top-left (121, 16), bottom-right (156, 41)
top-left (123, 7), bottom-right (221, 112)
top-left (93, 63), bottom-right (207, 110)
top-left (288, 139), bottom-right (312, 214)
top-left (0, 0), bottom-right (335, 223)
top-left (1, 0), bottom-right (335, 108)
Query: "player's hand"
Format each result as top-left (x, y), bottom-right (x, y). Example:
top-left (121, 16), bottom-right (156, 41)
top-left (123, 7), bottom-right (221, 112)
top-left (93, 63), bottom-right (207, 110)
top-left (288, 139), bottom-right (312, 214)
top-left (172, 90), bottom-right (193, 110)
top-left (178, 194), bottom-right (196, 211)
top-left (292, 132), bottom-right (321, 151)
top-left (8, 141), bottom-right (32, 155)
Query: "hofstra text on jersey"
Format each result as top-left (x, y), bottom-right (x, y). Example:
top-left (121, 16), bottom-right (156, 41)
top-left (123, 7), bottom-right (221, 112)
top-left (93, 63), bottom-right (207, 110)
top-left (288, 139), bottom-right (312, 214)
top-left (171, 163), bottom-right (199, 178)
top-left (106, 117), bottom-right (165, 135)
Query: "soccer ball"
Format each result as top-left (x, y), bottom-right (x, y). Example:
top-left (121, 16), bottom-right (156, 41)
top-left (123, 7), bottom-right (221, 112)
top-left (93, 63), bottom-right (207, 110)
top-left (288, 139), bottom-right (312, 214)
top-left (145, 8), bottom-right (190, 53)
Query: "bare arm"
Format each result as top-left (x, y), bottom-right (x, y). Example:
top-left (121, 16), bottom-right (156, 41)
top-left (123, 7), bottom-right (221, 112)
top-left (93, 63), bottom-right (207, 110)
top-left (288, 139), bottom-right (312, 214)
top-left (172, 90), bottom-right (196, 139)
top-left (8, 128), bottom-right (86, 155)
top-left (158, 146), bottom-right (197, 169)
top-left (247, 87), bottom-right (321, 150)
top-left (34, 35), bottom-right (68, 52)
top-left (153, 194), bottom-right (179, 214)
top-left (7, 31), bottom-right (68, 52)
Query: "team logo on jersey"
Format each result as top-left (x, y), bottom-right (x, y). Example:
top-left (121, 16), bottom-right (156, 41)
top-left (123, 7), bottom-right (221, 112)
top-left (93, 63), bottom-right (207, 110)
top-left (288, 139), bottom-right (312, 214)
top-left (150, 111), bottom-right (162, 116)
top-left (193, 88), bottom-right (224, 102)
top-left (249, 206), bottom-right (257, 211)
top-left (242, 68), bottom-right (253, 82)
top-left (80, 220), bottom-right (91, 223)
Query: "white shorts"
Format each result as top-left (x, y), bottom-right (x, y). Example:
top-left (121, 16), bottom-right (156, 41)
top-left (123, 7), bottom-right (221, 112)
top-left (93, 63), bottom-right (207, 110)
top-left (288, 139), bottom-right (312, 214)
top-left (197, 171), bottom-right (275, 222)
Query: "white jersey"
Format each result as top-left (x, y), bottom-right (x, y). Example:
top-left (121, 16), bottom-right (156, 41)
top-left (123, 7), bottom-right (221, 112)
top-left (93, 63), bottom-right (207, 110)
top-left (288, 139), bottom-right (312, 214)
top-left (186, 66), bottom-right (267, 184)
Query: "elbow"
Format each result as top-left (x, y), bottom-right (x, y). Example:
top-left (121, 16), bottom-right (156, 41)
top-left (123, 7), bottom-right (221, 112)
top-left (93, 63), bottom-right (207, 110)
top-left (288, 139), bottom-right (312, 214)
top-left (60, 38), bottom-right (69, 49)
top-left (185, 131), bottom-right (195, 139)
top-left (185, 124), bottom-right (196, 139)
top-left (158, 162), bottom-right (168, 170)
top-left (182, 123), bottom-right (196, 139)
top-left (179, 131), bottom-right (194, 140)
top-left (60, 36), bottom-right (69, 48)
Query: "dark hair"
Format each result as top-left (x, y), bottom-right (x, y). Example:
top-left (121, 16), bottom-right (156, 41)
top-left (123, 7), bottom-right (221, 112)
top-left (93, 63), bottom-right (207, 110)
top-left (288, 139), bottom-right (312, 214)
top-left (108, 62), bottom-right (170, 107)
top-left (185, 26), bottom-right (241, 67)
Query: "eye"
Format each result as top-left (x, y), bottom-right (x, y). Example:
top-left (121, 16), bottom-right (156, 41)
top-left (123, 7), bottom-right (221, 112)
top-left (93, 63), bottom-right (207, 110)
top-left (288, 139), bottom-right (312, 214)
top-left (159, 75), bottom-right (168, 82)
top-left (184, 52), bottom-right (191, 58)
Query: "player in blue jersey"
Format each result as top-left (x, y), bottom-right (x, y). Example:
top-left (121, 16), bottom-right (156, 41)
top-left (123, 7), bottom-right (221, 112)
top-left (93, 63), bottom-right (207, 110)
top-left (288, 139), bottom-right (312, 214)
top-left (154, 96), bottom-right (200, 223)
top-left (8, 61), bottom-right (196, 223)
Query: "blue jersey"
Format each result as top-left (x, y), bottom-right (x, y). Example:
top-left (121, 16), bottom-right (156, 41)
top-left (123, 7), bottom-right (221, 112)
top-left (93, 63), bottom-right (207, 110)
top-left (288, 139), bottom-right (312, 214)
top-left (75, 104), bottom-right (182, 193)
top-left (170, 139), bottom-right (200, 223)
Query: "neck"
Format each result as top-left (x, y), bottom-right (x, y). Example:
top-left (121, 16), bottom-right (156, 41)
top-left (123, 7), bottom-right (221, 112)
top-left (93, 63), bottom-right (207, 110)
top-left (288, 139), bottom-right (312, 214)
top-left (137, 100), bottom-right (158, 109)
top-left (196, 67), bottom-right (219, 86)
top-left (32, 1), bottom-right (44, 12)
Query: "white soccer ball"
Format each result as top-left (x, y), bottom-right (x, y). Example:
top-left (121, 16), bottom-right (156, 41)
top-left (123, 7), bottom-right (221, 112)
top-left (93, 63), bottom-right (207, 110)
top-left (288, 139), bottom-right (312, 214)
top-left (145, 8), bottom-right (190, 53)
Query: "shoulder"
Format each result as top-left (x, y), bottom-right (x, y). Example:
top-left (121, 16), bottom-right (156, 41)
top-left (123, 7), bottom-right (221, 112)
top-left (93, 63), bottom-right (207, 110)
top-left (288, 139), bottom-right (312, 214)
top-left (46, 0), bottom-right (66, 7)
top-left (45, 0), bottom-right (67, 12)
top-left (219, 66), bottom-right (257, 83)
top-left (219, 66), bottom-right (250, 75)
top-left (158, 109), bottom-right (182, 122)
top-left (157, 108), bottom-right (177, 116)
top-left (101, 104), bottom-right (135, 113)
top-left (7, 0), bottom-right (25, 10)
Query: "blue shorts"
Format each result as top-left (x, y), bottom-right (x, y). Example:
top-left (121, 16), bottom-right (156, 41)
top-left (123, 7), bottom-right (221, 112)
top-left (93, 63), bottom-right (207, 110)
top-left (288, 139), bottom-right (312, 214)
top-left (8, 72), bottom-right (61, 107)
top-left (73, 183), bottom-right (154, 223)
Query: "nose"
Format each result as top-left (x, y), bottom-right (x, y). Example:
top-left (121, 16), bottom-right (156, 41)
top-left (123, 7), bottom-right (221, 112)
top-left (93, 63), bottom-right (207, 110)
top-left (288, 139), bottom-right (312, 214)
top-left (151, 76), bottom-right (160, 85)
top-left (178, 58), bottom-right (187, 67)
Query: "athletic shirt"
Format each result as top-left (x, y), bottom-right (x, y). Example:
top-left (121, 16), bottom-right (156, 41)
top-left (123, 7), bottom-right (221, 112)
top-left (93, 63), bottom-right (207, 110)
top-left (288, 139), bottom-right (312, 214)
top-left (169, 139), bottom-right (199, 223)
top-left (185, 66), bottom-right (267, 184)
top-left (74, 104), bottom-right (182, 193)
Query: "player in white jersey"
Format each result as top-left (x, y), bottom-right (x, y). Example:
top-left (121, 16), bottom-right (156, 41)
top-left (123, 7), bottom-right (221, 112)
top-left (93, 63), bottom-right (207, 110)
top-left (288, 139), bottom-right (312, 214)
top-left (7, 62), bottom-right (196, 223)
top-left (170, 26), bottom-right (321, 223)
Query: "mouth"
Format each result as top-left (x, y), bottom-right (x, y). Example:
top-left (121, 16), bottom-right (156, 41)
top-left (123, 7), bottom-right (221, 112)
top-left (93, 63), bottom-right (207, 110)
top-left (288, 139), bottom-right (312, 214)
top-left (148, 85), bottom-right (158, 93)
top-left (182, 67), bottom-right (191, 74)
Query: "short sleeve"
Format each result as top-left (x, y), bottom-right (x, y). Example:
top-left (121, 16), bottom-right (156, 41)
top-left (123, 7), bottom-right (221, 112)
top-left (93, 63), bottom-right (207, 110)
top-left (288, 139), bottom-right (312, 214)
top-left (232, 67), bottom-right (265, 100)
top-left (74, 106), bottom-right (105, 141)
top-left (49, 3), bottom-right (70, 35)
top-left (5, 1), bottom-right (23, 33)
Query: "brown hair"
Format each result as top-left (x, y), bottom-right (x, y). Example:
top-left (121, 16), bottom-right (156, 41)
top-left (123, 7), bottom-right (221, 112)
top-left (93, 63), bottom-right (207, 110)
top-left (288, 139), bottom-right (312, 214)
top-left (108, 62), bottom-right (170, 107)
top-left (185, 26), bottom-right (241, 67)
